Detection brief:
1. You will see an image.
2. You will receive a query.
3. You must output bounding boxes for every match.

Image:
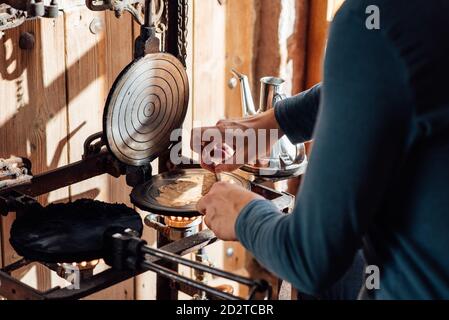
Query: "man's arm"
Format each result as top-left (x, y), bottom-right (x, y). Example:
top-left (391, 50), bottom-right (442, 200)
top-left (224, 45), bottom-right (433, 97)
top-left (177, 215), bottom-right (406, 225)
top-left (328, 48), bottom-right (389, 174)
top-left (275, 83), bottom-right (321, 144)
top-left (235, 2), bottom-right (413, 294)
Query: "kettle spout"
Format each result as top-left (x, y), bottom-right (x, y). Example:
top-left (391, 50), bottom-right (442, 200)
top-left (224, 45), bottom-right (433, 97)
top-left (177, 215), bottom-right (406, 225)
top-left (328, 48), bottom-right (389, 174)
top-left (231, 69), bottom-right (257, 116)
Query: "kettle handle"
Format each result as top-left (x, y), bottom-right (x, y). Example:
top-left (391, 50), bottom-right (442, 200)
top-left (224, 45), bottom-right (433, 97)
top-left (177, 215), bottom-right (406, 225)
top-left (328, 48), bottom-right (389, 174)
top-left (273, 93), bottom-right (287, 107)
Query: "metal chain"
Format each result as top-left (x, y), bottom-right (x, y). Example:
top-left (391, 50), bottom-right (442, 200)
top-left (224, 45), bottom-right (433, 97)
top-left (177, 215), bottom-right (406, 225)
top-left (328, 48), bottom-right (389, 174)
top-left (183, 0), bottom-right (189, 65)
top-left (177, 0), bottom-right (188, 67)
top-left (159, 0), bottom-right (169, 52)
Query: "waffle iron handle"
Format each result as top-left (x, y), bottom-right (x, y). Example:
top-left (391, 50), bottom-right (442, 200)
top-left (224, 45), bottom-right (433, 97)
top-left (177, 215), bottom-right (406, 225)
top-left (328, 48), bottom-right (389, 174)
top-left (144, 214), bottom-right (171, 238)
top-left (250, 182), bottom-right (293, 213)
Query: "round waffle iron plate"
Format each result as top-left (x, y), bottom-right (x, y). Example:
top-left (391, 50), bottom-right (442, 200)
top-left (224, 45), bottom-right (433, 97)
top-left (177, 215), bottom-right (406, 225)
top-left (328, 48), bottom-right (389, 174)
top-left (103, 53), bottom-right (189, 166)
top-left (130, 169), bottom-right (250, 217)
top-left (10, 199), bottom-right (143, 263)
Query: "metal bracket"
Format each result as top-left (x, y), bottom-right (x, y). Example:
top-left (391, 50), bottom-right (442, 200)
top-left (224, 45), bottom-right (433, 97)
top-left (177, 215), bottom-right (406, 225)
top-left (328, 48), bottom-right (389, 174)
top-left (0, 0), bottom-right (59, 33)
top-left (0, 190), bottom-right (41, 216)
top-left (0, 3), bottom-right (26, 31)
top-left (86, 0), bottom-right (145, 24)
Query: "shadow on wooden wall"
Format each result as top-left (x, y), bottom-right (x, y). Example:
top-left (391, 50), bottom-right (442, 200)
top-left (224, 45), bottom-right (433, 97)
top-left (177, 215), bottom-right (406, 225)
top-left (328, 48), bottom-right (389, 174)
top-left (0, 9), bottom-right (135, 299)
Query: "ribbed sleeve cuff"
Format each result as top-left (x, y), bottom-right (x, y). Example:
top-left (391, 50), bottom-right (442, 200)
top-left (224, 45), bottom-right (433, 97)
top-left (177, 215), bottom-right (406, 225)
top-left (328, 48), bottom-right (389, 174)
top-left (275, 100), bottom-right (304, 144)
top-left (274, 83), bottom-right (322, 144)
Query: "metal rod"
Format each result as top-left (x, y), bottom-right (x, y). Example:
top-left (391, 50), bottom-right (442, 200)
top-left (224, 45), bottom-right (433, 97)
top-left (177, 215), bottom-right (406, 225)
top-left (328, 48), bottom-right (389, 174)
top-left (40, 231), bottom-right (217, 300)
top-left (141, 245), bottom-right (257, 287)
top-left (246, 281), bottom-right (271, 300)
top-left (0, 270), bottom-right (45, 300)
top-left (2, 258), bottom-right (29, 274)
top-left (141, 260), bottom-right (242, 301)
top-left (144, 0), bottom-right (153, 27)
top-left (0, 151), bottom-right (114, 198)
top-left (155, 215), bottom-right (178, 300)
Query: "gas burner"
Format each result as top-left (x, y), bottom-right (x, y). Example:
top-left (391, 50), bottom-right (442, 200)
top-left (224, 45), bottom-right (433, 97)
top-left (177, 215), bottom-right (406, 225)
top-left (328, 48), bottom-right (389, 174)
top-left (165, 216), bottom-right (202, 229)
top-left (145, 214), bottom-right (203, 241)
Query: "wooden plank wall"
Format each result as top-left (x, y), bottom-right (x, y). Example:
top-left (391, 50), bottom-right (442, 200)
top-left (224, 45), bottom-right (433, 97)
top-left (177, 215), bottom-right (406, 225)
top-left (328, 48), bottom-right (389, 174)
top-left (1, 0), bottom-right (230, 300)
top-left (0, 15), bottom-right (69, 292)
top-left (224, 0), bottom-right (257, 120)
top-left (192, 0), bottom-right (226, 126)
top-left (222, 0), bottom-right (257, 293)
top-left (64, 8), bottom-right (135, 299)
top-left (305, 0), bottom-right (329, 88)
top-left (0, 8), bottom-right (135, 299)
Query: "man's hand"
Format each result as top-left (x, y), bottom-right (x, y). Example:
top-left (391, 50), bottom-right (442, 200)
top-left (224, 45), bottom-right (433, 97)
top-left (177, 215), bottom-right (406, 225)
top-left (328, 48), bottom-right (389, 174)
top-left (191, 109), bottom-right (283, 173)
top-left (197, 182), bottom-right (263, 241)
top-left (191, 119), bottom-right (250, 173)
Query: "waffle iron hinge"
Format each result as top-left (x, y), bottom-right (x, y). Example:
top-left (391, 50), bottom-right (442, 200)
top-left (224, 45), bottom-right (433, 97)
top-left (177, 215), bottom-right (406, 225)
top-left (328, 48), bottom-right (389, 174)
top-left (134, 0), bottom-right (159, 58)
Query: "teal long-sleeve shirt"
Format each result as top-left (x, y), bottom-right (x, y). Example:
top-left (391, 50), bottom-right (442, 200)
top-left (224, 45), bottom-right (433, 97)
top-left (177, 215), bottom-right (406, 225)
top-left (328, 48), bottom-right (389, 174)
top-left (235, 0), bottom-right (449, 299)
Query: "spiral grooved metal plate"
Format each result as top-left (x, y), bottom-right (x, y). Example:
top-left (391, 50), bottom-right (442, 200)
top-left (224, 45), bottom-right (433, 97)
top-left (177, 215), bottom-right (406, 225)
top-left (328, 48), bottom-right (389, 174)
top-left (104, 53), bottom-right (189, 166)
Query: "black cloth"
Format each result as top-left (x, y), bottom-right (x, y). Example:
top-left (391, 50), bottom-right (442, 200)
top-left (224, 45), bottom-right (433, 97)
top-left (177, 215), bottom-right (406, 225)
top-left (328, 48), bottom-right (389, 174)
top-left (10, 199), bottom-right (143, 263)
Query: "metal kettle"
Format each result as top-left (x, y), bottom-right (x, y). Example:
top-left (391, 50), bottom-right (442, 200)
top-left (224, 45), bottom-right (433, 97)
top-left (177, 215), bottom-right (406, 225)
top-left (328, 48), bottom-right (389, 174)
top-left (231, 69), bottom-right (307, 177)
